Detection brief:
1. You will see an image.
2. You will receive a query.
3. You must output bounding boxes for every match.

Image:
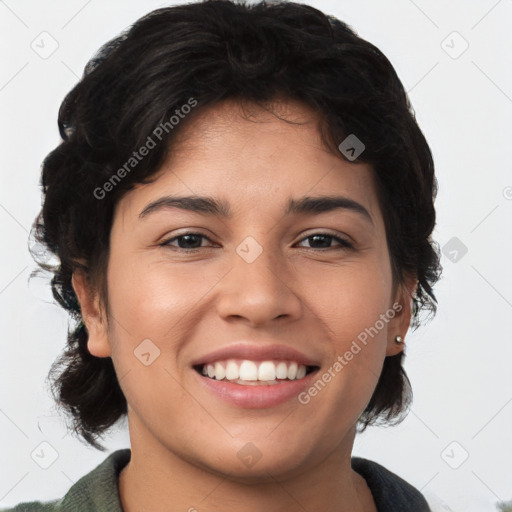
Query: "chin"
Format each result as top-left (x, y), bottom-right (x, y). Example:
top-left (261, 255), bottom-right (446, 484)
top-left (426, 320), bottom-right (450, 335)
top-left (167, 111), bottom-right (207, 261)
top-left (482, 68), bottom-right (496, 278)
top-left (195, 440), bottom-right (315, 483)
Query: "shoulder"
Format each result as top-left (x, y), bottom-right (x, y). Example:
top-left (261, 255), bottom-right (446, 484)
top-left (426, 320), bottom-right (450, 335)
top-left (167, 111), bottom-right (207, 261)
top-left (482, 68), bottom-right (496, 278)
top-left (1, 449), bottom-right (131, 512)
top-left (351, 457), bottom-right (431, 512)
top-left (0, 502), bottom-right (61, 512)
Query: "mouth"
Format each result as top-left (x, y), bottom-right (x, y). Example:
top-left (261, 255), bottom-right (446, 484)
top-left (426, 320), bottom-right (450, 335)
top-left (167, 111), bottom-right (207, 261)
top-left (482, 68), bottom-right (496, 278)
top-left (190, 343), bottom-right (322, 408)
top-left (193, 359), bottom-right (320, 386)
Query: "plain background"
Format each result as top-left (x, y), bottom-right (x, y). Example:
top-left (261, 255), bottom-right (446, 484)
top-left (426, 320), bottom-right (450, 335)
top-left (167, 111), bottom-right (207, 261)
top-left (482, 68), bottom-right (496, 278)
top-left (1, 1), bottom-right (511, 510)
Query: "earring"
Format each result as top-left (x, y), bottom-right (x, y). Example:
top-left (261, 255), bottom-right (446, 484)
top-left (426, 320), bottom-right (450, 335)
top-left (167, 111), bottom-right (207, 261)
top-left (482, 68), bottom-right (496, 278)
top-left (394, 335), bottom-right (404, 344)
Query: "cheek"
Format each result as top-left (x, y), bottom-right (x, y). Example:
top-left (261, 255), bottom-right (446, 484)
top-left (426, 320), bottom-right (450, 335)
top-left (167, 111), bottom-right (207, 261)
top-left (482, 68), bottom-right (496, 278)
top-left (103, 257), bottom-right (212, 432)
top-left (106, 256), bottom-right (220, 342)
top-left (103, 255), bottom-right (228, 408)
top-left (298, 258), bottom-right (392, 401)
top-left (299, 257), bottom-right (393, 341)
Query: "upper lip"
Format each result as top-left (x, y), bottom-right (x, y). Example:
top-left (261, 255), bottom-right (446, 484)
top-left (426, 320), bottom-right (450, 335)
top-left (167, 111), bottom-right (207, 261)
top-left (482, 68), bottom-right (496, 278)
top-left (191, 343), bottom-right (321, 367)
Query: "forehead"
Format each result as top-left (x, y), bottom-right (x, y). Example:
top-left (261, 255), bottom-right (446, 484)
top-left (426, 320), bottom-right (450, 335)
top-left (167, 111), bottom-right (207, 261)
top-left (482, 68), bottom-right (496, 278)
top-left (117, 98), bottom-right (381, 224)
top-left (168, 98), bottom-right (341, 173)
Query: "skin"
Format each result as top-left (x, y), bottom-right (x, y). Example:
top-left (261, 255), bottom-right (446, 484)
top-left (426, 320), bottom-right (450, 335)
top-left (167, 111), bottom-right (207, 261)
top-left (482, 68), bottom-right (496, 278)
top-left (73, 98), bottom-right (416, 512)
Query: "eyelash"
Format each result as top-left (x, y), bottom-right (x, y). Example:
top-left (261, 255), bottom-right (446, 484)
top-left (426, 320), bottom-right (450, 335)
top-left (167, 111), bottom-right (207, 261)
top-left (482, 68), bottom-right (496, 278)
top-left (159, 231), bottom-right (355, 252)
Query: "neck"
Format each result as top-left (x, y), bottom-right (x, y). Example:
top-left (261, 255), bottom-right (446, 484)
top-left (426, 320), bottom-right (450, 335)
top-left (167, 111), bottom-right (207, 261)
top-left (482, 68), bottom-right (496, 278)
top-left (118, 412), bottom-right (376, 512)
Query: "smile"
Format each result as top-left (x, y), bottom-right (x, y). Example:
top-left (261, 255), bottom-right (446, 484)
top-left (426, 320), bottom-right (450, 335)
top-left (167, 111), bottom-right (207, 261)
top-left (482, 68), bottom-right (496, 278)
top-left (196, 359), bottom-right (316, 384)
top-left (193, 360), bottom-right (320, 408)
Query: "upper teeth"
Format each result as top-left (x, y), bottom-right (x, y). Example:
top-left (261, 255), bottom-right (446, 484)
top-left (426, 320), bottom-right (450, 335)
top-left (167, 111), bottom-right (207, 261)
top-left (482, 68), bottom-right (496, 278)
top-left (201, 360), bottom-right (308, 381)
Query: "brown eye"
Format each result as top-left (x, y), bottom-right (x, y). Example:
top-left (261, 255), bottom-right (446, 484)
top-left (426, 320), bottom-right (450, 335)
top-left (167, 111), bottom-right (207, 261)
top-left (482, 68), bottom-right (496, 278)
top-left (161, 232), bottom-right (213, 250)
top-left (297, 233), bottom-right (354, 250)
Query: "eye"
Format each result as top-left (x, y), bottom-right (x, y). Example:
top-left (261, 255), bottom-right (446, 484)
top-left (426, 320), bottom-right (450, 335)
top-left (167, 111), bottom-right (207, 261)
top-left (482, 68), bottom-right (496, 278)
top-left (296, 233), bottom-right (354, 250)
top-left (159, 231), bottom-right (354, 252)
top-left (160, 232), bottom-right (215, 250)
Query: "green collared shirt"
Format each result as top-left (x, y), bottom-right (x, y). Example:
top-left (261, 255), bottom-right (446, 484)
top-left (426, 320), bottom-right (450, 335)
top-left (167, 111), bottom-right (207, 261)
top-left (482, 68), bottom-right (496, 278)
top-left (1, 450), bottom-right (129, 512)
top-left (1, 449), bottom-right (430, 511)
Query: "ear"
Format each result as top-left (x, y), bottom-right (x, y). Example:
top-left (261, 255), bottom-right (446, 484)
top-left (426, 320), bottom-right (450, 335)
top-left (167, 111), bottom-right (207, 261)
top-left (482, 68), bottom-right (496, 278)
top-left (71, 271), bottom-right (111, 358)
top-left (386, 275), bottom-right (418, 356)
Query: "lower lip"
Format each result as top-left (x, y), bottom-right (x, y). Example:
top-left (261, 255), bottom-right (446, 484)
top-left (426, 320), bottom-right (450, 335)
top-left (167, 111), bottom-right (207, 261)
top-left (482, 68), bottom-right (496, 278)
top-left (193, 369), bottom-right (319, 408)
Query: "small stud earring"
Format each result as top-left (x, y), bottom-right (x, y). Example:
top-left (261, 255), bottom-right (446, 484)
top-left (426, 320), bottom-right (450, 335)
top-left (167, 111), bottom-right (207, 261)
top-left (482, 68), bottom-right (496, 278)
top-left (394, 335), bottom-right (404, 344)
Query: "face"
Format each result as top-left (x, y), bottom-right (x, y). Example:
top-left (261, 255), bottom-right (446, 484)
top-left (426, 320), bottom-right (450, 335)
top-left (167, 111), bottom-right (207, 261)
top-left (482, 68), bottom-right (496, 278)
top-left (75, 98), bottom-right (412, 480)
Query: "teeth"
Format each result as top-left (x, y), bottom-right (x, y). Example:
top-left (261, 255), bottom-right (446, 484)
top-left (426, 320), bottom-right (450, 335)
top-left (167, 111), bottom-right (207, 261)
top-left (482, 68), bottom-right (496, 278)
top-left (287, 362), bottom-right (298, 380)
top-left (214, 362), bottom-right (226, 380)
top-left (258, 361), bottom-right (275, 381)
top-left (202, 359), bottom-right (311, 382)
top-left (225, 360), bottom-right (239, 380)
top-left (276, 361), bottom-right (288, 379)
top-left (239, 360), bottom-right (258, 380)
top-left (296, 365), bottom-right (306, 379)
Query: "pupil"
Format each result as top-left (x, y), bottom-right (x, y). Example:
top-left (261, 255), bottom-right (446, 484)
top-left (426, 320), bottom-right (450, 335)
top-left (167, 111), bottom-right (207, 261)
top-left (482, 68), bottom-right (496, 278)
top-left (310, 235), bottom-right (330, 248)
top-left (179, 235), bottom-right (201, 248)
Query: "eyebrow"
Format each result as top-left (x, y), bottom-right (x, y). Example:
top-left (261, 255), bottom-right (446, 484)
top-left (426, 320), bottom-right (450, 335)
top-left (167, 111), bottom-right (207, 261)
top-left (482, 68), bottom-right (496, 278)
top-left (139, 195), bottom-right (373, 225)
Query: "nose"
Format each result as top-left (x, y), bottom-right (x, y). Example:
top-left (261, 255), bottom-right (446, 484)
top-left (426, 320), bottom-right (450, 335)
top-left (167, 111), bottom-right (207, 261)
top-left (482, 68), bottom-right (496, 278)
top-left (215, 247), bottom-right (303, 327)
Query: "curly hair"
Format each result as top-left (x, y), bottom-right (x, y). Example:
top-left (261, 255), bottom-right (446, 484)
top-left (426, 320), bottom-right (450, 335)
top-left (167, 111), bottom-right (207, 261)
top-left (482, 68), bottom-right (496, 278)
top-left (33, 0), bottom-right (441, 450)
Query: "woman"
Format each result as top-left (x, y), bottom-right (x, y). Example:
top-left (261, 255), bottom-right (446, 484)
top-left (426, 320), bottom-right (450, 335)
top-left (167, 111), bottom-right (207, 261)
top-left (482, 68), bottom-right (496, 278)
top-left (5, 1), bottom-right (440, 510)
